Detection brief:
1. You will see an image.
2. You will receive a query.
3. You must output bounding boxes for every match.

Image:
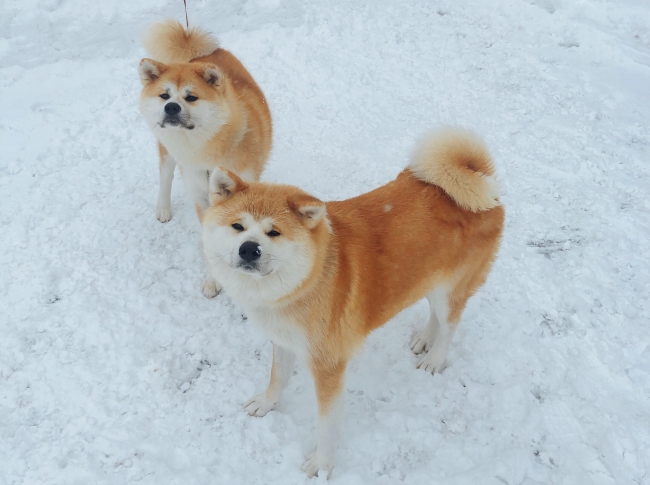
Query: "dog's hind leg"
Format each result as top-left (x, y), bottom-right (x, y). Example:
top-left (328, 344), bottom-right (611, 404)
top-left (416, 258), bottom-right (495, 374)
top-left (410, 288), bottom-right (442, 355)
top-left (156, 144), bottom-right (176, 223)
top-left (244, 344), bottom-right (296, 417)
top-left (415, 285), bottom-right (459, 374)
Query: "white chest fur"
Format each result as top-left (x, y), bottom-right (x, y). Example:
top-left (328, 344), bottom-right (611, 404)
top-left (157, 128), bottom-right (210, 166)
top-left (247, 306), bottom-right (309, 359)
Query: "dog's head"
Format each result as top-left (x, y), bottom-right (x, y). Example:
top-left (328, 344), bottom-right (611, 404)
top-left (138, 59), bottom-right (229, 136)
top-left (202, 169), bottom-right (330, 305)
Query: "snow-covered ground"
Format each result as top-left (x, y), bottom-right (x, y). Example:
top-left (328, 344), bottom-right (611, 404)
top-left (2, 0), bottom-right (649, 483)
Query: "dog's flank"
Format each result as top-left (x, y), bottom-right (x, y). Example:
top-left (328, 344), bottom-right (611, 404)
top-left (202, 127), bottom-right (504, 477)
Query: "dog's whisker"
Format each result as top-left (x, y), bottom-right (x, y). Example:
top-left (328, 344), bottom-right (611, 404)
top-left (206, 253), bottom-right (229, 264)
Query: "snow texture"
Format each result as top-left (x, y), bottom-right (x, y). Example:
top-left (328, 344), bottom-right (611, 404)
top-left (1, 0), bottom-right (649, 483)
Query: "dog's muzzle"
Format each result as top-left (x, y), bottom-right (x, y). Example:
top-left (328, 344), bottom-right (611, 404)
top-left (160, 102), bottom-right (194, 129)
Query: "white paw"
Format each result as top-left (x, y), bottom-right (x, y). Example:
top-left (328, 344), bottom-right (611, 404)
top-left (202, 277), bottom-right (221, 298)
top-left (416, 348), bottom-right (447, 374)
top-left (243, 394), bottom-right (277, 417)
top-left (156, 203), bottom-right (172, 223)
top-left (410, 329), bottom-right (434, 355)
top-left (301, 452), bottom-right (334, 479)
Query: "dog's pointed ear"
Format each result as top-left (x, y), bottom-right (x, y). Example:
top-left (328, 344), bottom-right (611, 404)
top-left (288, 195), bottom-right (328, 229)
top-left (209, 168), bottom-right (247, 204)
top-left (199, 63), bottom-right (224, 86)
top-left (138, 58), bottom-right (167, 85)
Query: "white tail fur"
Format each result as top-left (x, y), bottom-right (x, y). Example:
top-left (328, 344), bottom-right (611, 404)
top-left (409, 127), bottom-right (500, 212)
top-left (143, 20), bottom-right (219, 64)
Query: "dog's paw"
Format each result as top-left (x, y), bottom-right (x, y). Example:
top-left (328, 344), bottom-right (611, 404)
top-left (156, 203), bottom-right (172, 223)
top-left (410, 329), bottom-right (434, 355)
top-left (301, 452), bottom-right (334, 479)
top-left (202, 277), bottom-right (221, 298)
top-left (416, 349), bottom-right (447, 374)
top-left (243, 394), bottom-right (276, 417)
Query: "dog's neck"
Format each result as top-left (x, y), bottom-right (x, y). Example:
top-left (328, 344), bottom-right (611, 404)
top-left (201, 81), bottom-right (248, 158)
top-left (272, 226), bottom-right (339, 323)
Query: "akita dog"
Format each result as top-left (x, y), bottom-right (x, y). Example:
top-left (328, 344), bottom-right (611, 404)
top-left (202, 128), bottom-right (504, 477)
top-left (138, 20), bottom-right (272, 297)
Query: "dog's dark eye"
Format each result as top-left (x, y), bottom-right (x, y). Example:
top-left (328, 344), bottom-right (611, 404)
top-left (267, 230), bottom-right (281, 238)
top-left (159, 93), bottom-right (170, 100)
top-left (185, 95), bottom-right (198, 102)
top-left (232, 223), bottom-right (244, 231)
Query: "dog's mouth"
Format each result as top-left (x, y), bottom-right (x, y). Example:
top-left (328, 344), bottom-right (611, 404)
top-left (159, 117), bottom-right (195, 130)
top-left (236, 262), bottom-right (271, 277)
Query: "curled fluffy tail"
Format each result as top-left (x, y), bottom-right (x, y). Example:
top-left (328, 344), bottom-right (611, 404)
top-left (409, 127), bottom-right (500, 212)
top-left (143, 20), bottom-right (219, 63)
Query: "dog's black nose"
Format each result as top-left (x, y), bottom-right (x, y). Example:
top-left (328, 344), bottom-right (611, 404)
top-left (239, 241), bottom-right (261, 262)
top-left (164, 102), bottom-right (181, 116)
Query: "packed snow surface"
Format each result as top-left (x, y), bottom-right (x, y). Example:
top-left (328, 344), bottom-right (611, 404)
top-left (1, 0), bottom-right (649, 483)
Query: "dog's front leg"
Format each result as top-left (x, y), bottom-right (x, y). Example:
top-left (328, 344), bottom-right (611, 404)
top-left (201, 269), bottom-right (222, 298)
top-left (302, 359), bottom-right (347, 479)
top-left (183, 167), bottom-right (222, 297)
top-left (201, 250), bottom-right (222, 299)
top-left (156, 146), bottom-right (176, 223)
top-left (244, 343), bottom-right (295, 417)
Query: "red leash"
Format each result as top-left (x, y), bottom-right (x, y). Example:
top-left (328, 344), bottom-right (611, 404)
top-left (183, 0), bottom-right (189, 29)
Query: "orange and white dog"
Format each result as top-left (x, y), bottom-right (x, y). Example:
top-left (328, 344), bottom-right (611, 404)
top-left (202, 128), bottom-right (504, 477)
top-left (138, 20), bottom-right (272, 297)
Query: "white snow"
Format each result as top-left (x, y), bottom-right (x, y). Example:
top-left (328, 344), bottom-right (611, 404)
top-left (1, 0), bottom-right (649, 483)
